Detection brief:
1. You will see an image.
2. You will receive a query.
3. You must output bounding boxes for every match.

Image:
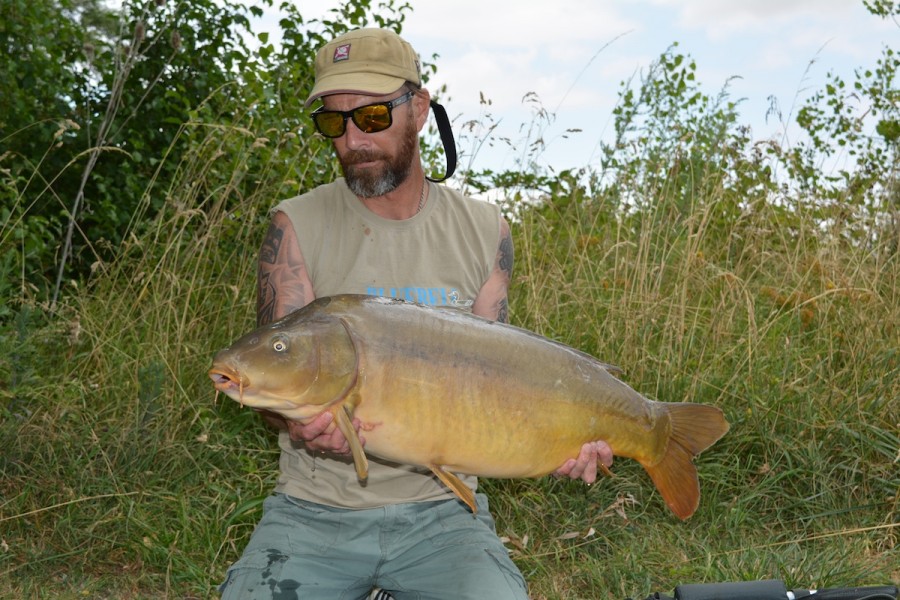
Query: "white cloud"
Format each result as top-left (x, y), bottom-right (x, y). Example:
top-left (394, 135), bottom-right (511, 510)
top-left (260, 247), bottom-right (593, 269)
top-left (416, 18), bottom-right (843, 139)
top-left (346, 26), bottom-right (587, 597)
top-left (256, 0), bottom-right (892, 171)
top-left (402, 3), bottom-right (646, 119)
top-left (644, 0), bottom-right (862, 36)
top-left (404, 1), bottom-right (637, 48)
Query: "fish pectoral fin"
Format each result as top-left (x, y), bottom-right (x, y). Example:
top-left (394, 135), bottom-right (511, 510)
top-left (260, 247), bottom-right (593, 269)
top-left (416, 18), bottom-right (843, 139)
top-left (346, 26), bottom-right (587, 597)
top-left (334, 406), bottom-right (368, 482)
top-left (430, 465), bottom-right (477, 514)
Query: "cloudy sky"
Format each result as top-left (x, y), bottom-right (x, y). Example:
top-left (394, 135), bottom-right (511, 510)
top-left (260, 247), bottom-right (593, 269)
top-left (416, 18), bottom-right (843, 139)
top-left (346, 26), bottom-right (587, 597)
top-left (262, 1), bottom-right (895, 174)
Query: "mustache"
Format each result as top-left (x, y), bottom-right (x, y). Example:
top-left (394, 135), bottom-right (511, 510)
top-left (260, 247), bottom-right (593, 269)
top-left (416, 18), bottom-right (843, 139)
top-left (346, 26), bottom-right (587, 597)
top-left (342, 149), bottom-right (388, 165)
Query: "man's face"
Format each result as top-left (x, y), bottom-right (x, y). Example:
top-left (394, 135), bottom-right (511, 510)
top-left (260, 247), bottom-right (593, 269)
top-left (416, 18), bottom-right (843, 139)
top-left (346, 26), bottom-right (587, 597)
top-left (323, 91), bottom-right (419, 198)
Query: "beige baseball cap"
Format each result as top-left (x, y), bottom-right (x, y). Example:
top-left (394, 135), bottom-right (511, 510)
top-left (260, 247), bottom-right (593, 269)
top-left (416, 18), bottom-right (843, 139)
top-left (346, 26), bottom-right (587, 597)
top-left (305, 28), bottom-right (421, 107)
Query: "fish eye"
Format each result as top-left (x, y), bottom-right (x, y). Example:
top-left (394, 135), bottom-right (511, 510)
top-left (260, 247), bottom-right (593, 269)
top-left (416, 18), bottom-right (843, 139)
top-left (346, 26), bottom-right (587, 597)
top-left (272, 336), bottom-right (289, 352)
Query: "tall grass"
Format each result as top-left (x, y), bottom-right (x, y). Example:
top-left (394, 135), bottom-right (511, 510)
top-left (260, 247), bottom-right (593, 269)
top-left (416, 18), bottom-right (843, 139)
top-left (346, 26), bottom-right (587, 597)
top-left (0, 108), bottom-right (327, 597)
top-left (2, 97), bottom-right (897, 600)
top-left (496, 170), bottom-right (897, 598)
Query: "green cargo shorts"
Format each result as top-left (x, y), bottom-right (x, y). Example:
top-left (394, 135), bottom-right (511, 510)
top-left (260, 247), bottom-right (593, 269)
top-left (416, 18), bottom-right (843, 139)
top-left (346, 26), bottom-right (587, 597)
top-left (219, 492), bottom-right (528, 600)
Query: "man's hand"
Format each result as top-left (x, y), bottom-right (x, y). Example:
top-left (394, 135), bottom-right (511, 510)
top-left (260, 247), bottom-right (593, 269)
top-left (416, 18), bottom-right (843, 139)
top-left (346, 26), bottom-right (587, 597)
top-left (255, 409), bottom-right (364, 455)
top-left (286, 411), bottom-right (365, 454)
top-left (554, 441), bottom-right (614, 484)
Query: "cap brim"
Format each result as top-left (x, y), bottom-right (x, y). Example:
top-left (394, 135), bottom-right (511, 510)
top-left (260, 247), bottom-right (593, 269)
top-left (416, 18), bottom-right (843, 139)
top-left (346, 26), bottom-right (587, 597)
top-left (305, 73), bottom-right (407, 107)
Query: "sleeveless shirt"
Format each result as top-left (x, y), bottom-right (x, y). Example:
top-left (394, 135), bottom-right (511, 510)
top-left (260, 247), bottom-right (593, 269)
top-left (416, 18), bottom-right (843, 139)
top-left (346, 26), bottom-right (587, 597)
top-left (271, 177), bottom-right (501, 508)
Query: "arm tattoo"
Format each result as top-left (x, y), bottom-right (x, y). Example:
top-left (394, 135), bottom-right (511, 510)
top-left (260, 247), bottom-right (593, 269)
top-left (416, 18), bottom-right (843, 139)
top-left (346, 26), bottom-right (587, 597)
top-left (257, 222), bottom-right (284, 326)
top-left (257, 274), bottom-right (276, 326)
top-left (257, 214), bottom-right (313, 326)
top-left (498, 228), bottom-right (513, 281)
top-left (259, 222), bottom-right (283, 265)
top-left (496, 225), bottom-right (514, 323)
top-left (497, 299), bottom-right (509, 324)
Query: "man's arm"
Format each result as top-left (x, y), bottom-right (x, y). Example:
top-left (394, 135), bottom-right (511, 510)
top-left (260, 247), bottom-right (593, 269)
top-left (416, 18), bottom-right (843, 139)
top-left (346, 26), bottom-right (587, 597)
top-left (471, 216), bottom-right (513, 323)
top-left (257, 210), bottom-right (313, 326)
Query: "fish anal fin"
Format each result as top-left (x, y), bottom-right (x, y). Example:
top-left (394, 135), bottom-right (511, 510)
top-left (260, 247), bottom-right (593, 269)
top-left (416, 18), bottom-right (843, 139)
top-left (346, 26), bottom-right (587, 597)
top-left (431, 465), bottom-right (477, 514)
top-left (333, 406), bottom-right (368, 482)
top-left (642, 403), bottom-right (730, 520)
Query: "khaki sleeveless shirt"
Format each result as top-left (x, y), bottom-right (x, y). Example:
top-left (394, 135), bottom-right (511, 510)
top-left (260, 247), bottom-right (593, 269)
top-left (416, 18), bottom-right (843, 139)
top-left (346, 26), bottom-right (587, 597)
top-left (271, 178), bottom-right (501, 508)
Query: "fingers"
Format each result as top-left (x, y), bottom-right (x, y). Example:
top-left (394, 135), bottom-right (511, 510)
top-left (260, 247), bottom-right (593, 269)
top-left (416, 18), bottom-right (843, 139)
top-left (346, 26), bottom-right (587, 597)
top-left (574, 443), bottom-right (599, 484)
top-left (553, 441), bottom-right (614, 484)
top-left (553, 458), bottom-right (577, 478)
top-left (595, 440), bottom-right (614, 471)
top-left (286, 412), bottom-right (364, 455)
top-left (289, 411), bottom-right (334, 442)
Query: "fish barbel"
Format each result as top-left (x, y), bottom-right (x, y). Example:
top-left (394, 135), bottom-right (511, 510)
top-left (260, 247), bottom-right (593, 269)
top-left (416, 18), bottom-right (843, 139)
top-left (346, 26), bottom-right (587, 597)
top-left (208, 294), bottom-right (729, 519)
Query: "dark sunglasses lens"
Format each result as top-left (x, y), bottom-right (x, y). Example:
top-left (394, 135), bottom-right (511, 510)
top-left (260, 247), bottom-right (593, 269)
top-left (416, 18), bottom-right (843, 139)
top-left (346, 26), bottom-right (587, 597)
top-left (352, 104), bottom-right (392, 133)
top-left (314, 111), bottom-right (346, 138)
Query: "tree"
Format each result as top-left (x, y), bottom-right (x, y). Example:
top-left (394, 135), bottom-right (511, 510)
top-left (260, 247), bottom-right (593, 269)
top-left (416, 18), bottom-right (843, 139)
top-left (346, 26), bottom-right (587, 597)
top-left (775, 2), bottom-right (898, 251)
top-left (1, 0), bottom-right (260, 303)
top-left (1, 0), bottom-right (419, 313)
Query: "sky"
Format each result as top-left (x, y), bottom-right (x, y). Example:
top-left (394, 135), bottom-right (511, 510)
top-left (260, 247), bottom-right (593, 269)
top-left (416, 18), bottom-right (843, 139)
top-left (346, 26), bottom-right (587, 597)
top-left (256, 1), bottom-right (896, 176)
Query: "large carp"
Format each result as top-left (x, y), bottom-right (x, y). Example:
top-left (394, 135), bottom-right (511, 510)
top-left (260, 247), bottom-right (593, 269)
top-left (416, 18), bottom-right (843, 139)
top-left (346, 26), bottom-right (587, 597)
top-left (209, 294), bottom-right (729, 520)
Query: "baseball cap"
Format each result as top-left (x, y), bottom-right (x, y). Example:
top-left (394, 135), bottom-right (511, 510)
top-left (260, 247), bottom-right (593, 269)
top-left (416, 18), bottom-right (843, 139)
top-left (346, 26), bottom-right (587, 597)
top-left (305, 28), bottom-right (422, 107)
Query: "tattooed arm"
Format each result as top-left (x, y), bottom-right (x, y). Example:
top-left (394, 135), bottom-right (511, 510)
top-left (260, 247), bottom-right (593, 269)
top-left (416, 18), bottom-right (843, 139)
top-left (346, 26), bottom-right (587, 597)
top-left (471, 216), bottom-right (513, 323)
top-left (257, 210), bottom-right (313, 326)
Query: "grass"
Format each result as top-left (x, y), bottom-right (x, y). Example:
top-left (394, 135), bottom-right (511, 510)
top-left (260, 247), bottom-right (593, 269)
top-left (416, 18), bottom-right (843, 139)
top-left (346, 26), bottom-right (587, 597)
top-left (1, 103), bottom-right (898, 600)
top-left (499, 168), bottom-right (898, 599)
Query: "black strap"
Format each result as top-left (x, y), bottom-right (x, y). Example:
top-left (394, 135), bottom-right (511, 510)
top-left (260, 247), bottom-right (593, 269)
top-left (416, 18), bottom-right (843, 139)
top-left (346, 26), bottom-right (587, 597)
top-left (427, 100), bottom-right (457, 182)
top-left (674, 580), bottom-right (788, 600)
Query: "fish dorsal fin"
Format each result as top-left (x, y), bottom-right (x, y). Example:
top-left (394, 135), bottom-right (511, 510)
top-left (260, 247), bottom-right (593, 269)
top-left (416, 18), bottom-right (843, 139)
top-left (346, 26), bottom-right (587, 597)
top-left (333, 404), bottom-right (368, 482)
top-left (430, 466), bottom-right (477, 514)
top-left (601, 362), bottom-right (624, 377)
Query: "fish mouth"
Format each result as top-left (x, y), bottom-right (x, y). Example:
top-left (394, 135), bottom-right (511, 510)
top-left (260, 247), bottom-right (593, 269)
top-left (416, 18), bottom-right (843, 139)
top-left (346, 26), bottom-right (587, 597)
top-left (208, 366), bottom-right (247, 396)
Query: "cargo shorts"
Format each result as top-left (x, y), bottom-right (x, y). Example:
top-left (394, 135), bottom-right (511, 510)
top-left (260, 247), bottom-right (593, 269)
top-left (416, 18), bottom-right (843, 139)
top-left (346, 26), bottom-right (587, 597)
top-left (219, 492), bottom-right (528, 600)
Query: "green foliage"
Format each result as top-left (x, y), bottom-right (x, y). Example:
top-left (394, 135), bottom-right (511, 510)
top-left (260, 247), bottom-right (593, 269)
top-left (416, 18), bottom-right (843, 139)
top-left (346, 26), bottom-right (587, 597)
top-left (0, 0), bottom-right (111, 143)
top-left (0, 0), bottom-right (113, 300)
top-left (788, 47), bottom-right (898, 191)
top-left (1, 0), bottom-right (262, 301)
top-left (771, 25), bottom-right (898, 253)
top-left (863, 0), bottom-right (899, 18)
top-left (0, 0), bottom-right (421, 313)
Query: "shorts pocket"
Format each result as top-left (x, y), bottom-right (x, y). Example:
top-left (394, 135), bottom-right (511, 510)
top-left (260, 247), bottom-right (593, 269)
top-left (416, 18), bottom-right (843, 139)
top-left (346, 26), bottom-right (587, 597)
top-left (425, 494), bottom-right (497, 548)
top-left (271, 493), bottom-right (343, 556)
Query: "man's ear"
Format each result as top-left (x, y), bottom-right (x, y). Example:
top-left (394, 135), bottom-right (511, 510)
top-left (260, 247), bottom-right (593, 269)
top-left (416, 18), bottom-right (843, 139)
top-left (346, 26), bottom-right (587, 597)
top-left (413, 88), bottom-right (431, 131)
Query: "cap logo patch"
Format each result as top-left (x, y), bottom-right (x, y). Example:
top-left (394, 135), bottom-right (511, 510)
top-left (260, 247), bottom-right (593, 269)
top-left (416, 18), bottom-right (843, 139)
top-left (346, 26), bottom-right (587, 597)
top-left (333, 43), bottom-right (351, 63)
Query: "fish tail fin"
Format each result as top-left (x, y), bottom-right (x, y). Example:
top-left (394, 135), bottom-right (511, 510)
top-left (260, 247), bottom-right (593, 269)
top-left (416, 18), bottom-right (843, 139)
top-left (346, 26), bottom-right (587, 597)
top-left (641, 403), bottom-right (729, 520)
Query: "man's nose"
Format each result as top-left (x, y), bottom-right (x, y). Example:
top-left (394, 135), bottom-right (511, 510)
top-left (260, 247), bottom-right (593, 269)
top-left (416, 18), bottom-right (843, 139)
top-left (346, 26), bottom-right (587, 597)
top-left (341, 118), bottom-right (371, 150)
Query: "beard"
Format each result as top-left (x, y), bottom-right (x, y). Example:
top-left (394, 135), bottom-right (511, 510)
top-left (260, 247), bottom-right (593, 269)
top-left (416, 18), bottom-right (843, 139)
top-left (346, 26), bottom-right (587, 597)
top-left (339, 113), bottom-right (418, 198)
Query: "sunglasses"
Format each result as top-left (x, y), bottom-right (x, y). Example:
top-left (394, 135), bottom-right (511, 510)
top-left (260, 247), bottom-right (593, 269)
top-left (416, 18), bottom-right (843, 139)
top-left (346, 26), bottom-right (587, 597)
top-left (311, 91), bottom-right (415, 138)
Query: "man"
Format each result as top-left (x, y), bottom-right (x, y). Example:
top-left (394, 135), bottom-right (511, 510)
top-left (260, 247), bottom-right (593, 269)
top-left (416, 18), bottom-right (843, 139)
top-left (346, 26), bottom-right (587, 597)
top-left (219, 27), bottom-right (613, 600)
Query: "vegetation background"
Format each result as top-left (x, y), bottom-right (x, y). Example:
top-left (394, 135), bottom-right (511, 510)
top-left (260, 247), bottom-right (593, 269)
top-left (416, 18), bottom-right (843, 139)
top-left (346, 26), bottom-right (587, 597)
top-left (1, 0), bottom-right (897, 598)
